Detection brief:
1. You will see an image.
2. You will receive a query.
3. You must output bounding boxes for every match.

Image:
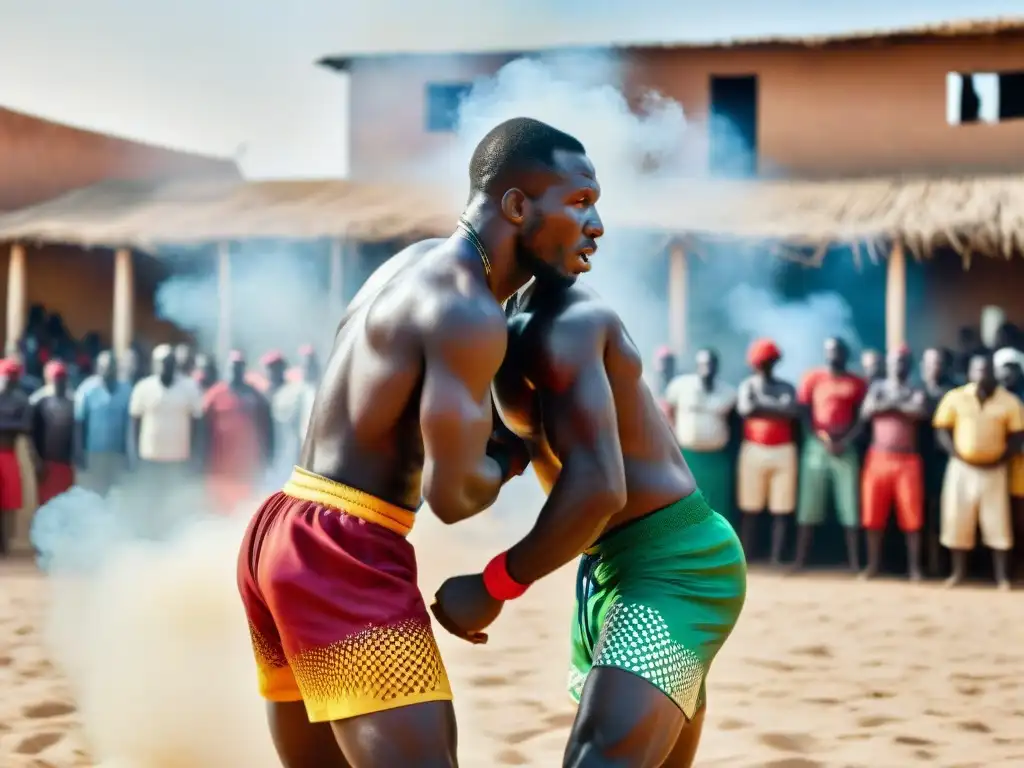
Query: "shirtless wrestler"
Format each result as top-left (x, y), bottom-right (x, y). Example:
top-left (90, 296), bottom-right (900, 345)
top-left (236, 117), bottom-right (602, 768)
top-left (432, 283), bottom-right (747, 767)
top-left (853, 346), bottom-right (930, 581)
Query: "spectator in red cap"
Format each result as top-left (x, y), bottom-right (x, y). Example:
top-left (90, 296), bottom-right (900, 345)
top-left (246, 350), bottom-right (288, 397)
top-left (736, 339), bottom-right (801, 565)
top-left (33, 361), bottom-right (76, 505)
top-left (202, 351), bottom-right (272, 512)
top-left (0, 359), bottom-right (33, 554)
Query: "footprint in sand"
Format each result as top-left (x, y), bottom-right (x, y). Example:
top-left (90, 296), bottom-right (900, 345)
top-left (495, 747), bottom-right (530, 765)
top-left (864, 690), bottom-right (895, 700)
top-left (0, 655), bottom-right (11, 667)
top-left (13, 625), bottom-right (33, 637)
top-left (15, 731), bottom-right (63, 755)
top-left (956, 721), bottom-right (991, 734)
top-left (803, 697), bottom-right (841, 706)
top-left (513, 699), bottom-right (547, 714)
top-left (857, 715), bottom-right (901, 728)
top-left (789, 645), bottom-right (833, 659)
top-left (956, 684), bottom-right (985, 697)
top-left (717, 718), bottom-right (749, 731)
top-left (469, 674), bottom-right (511, 688)
top-left (22, 701), bottom-right (77, 719)
top-left (893, 735), bottom-right (936, 747)
top-left (762, 760), bottom-right (824, 768)
top-left (757, 733), bottom-right (816, 753)
top-left (543, 713), bottom-right (576, 729)
top-left (913, 749), bottom-right (935, 760)
top-left (504, 727), bottom-right (547, 745)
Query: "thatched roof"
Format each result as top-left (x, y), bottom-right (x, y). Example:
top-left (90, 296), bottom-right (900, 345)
top-left (0, 172), bottom-right (1022, 259)
top-left (319, 17), bottom-right (1024, 69)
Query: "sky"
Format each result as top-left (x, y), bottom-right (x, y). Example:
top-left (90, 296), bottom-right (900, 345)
top-left (0, 0), bottom-right (1018, 178)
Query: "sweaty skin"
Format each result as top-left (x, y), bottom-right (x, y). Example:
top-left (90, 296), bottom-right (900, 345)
top-left (488, 282), bottom-right (702, 766)
top-left (258, 131), bottom-right (605, 768)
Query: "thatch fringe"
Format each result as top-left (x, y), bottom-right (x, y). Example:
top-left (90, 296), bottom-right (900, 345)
top-left (0, 173), bottom-right (1023, 257)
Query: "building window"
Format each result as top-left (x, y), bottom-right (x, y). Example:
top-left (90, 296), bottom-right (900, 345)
top-left (947, 71), bottom-right (1024, 125)
top-left (425, 83), bottom-right (472, 132)
top-left (708, 75), bottom-right (759, 178)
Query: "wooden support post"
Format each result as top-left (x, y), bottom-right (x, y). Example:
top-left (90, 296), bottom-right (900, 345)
top-left (885, 240), bottom-right (907, 352)
top-left (668, 242), bottom-right (688, 357)
top-left (5, 243), bottom-right (26, 353)
top-left (112, 248), bottom-right (135, 358)
top-left (217, 242), bottom-right (232, 366)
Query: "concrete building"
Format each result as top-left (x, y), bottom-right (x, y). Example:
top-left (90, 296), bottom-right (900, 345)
top-left (318, 19), bottom-right (1024, 357)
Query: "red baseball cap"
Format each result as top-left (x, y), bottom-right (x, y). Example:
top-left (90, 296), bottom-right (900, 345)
top-left (748, 339), bottom-right (782, 368)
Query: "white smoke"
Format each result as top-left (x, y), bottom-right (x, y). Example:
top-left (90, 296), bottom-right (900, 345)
top-left (440, 52), bottom-right (864, 379)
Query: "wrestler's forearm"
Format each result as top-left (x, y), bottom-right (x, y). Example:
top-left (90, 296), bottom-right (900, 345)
top-left (504, 472), bottom-right (624, 586)
top-left (426, 455), bottom-right (504, 524)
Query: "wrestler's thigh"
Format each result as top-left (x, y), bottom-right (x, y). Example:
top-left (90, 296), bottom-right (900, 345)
top-left (332, 700), bottom-right (458, 768)
top-left (659, 705), bottom-right (705, 768)
top-left (564, 666), bottom-right (686, 768)
top-left (267, 700), bottom-right (351, 768)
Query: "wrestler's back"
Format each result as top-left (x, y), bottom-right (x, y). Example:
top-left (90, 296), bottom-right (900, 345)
top-left (300, 239), bottom-right (458, 511)
top-left (498, 284), bottom-right (696, 531)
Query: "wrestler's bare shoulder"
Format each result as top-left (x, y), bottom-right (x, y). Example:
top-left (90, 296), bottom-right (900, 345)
top-left (543, 285), bottom-right (623, 348)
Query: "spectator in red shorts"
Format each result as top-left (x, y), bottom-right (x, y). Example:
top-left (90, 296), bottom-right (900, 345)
top-left (33, 361), bottom-right (76, 505)
top-left (0, 360), bottom-right (32, 554)
top-left (854, 346), bottom-right (930, 581)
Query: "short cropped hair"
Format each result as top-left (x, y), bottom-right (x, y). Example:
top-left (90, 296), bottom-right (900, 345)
top-left (468, 117), bottom-right (585, 197)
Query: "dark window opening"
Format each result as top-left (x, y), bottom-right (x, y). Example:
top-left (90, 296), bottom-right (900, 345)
top-left (708, 75), bottom-right (758, 178)
top-left (425, 83), bottom-right (472, 133)
top-left (948, 71), bottom-right (1024, 124)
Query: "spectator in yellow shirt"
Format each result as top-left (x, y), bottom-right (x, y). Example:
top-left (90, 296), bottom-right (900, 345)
top-left (933, 354), bottom-right (1024, 590)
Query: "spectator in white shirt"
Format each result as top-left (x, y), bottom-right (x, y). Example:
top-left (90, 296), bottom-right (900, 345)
top-left (664, 348), bottom-right (738, 515)
top-left (128, 345), bottom-right (204, 535)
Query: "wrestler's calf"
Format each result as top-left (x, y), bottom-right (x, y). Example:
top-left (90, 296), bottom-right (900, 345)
top-left (564, 667), bottom-right (697, 768)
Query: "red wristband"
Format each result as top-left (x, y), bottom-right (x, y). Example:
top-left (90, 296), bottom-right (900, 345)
top-left (482, 552), bottom-right (529, 601)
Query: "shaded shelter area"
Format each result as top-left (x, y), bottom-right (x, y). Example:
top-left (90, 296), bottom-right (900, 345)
top-left (1, 172), bottom-right (1023, 576)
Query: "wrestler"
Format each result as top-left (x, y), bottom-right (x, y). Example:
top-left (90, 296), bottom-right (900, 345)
top-left (934, 354), bottom-right (1024, 590)
top-left (735, 339), bottom-right (800, 566)
top-left (433, 284), bottom-right (747, 768)
top-left (853, 346), bottom-right (929, 581)
top-left (792, 338), bottom-right (867, 572)
top-left (202, 351), bottom-right (272, 511)
top-left (0, 360), bottom-right (33, 555)
top-left (236, 117), bottom-right (600, 767)
top-left (32, 362), bottom-right (76, 505)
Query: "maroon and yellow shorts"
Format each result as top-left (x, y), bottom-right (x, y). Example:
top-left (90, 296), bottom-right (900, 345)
top-left (237, 467), bottom-right (452, 723)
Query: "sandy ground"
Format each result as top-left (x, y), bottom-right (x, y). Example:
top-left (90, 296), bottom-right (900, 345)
top-left (2, 484), bottom-right (1024, 768)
